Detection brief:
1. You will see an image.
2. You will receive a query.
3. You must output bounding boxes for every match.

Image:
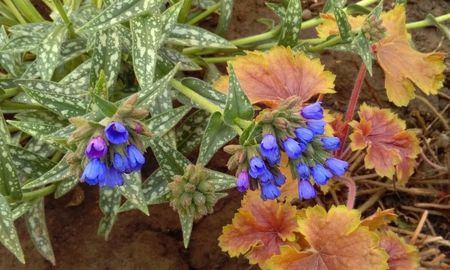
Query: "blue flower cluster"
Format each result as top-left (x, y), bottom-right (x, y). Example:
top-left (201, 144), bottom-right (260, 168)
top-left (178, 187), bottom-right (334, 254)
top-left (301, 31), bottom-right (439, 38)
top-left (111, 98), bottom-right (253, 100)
top-left (81, 121), bottom-right (145, 188)
top-left (235, 102), bottom-right (349, 201)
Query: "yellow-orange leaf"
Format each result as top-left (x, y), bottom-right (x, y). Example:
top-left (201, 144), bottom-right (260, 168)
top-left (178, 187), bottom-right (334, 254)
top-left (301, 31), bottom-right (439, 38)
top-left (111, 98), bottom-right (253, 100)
top-left (267, 205), bottom-right (389, 270)
top-left (218, 190), bottom-right (299, 267)
top-left (316, 5), bottom-right (445, 106)
top-left (214, 46), bottom-right (335, 107)
top-left (349, 104), bottom-right (420, 184)
top-left (361, 209), bottom-right (397, 231)
top-left (379, 231), bottom-right (419, 270)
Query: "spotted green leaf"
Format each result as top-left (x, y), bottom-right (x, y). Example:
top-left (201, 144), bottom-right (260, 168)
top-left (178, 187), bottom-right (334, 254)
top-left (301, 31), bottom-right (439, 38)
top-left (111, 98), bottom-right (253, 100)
top-left (8, 144), bottom-right (56, 180)
top-left (79, 0), bottom-right (165, 33)
top-left (0, 35), bottom-right (42, 53)
top-left (145, 105), bottom-right (191, 137)
top-left (16, 79), bottom-right (85, 96)
top-left (323, 0), bottom-right (347, 12)
top-left (91, 93), bottom-right (118, 117)
top-left (118, 173), bottom-right (149, 215)
top-left (198, 112), bottom-right (236, 165)
top-left (352, 32), bottom-right (373, 75)
top-left (54, 177), bottom-right (79, 199)
top-left (279, 0), bottom-right (302, 47)
top-left (206, 169), bottom-right (235, 190)
top-left (35, 24), bottom-right (67, 80)
top-left (223, 64), bottom-right (253, 127)
top-left (22, 157), bottom-right (71, 190)
top-left (119, 169), bottom-right (169, 212)
top-left (12, 201), bottom-right (34, 221)
top-left (216, 0), bottom-right (233, 36)
top-left (7, 120), bottom-right (65, 149)
top-left (60, 37), bottom-right (88, 58)
top-left (90, 26), bottom-right (121, 89)
top-left (148, 137), bottom-right (190, 181)
top-left (59, 59), bottom-right (92, 92)
top-left (179, 211), bottom-right (194, 248)
top-left (168, 24), bottom-right (236, 49)
top-left (0, 112), bottom-right (22, 199)
top-left (0, 26), bottom-right (21, 77)
top-left (178, 78), bottom-right (226, 108)
top-left (97, 188), bottom-right (121, 240)
top-left (333, 5), bottom-right (352, 42)
top-left (176, 110), bottom-right (210, 155)
top-left (158, 48), bottom-right (201, 71)
top-left (25, 199), bottom-right (55, 265)
top-left (20, 85), bottom-right (87, 118)
top-left (0, 194), bottom-right (24, 263)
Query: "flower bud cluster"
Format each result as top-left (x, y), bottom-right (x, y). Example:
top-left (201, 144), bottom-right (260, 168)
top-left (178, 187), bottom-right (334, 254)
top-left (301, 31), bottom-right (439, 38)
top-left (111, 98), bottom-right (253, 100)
top-left (168, 164), bottom-right (219, 219)
top-left (68, 95), bottom-right (150, 188)
top-left (362, 15), bottom-right (386, 42)
top-left (226, 98), bottom-right (348, 201)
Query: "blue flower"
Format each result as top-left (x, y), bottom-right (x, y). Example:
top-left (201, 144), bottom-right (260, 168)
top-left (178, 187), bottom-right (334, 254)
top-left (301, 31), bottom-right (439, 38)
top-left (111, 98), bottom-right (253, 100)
top-left (236, 171), bottom-right (250, 192)
top-left (301, 102), bottom-right (323, 120)
top-left (260, 134), bottom-right (280, 165)
top-left (321, 136), bottom-right (340, 151)
top-left (307, 120), bottom-right (325, 135)
top-left (311, 164), bottom-right (332, 185)
top-left (81, 159), bottom-right (106, 185)
top-left (273, 172), bottom-right (286, 187)
top-left (298, 179), bottom-right (316, 200)
top-left (260, 182), bottom-right (280, 200)
top-left (325, 158), bottom-right (349, 176)
top-left (249, 157), bottom-right (272, 182)
top-left (126, 144), bottom-right (145, 171)
top-left (101, 166), bottom-right (124, 188)
top-left (283, 138), bottom-right (303, 159)
top-left (294, 127), bottom-right (314, 144)
top-left (112, 152), bottom-right (131, 173)
top-left (105, 121), bottom-right (129, 144)
top-left (296, 163), bottom-right (310, 179)
top-left (85, 136), bottom-right (107, 159)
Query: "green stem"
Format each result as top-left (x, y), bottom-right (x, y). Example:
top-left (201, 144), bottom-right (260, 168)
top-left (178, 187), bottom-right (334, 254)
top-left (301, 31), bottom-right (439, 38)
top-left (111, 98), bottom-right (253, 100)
top-left (0, 100), bottom-right (44, 110)
top-left (7, 184), bottom-right (57, 203)
top-left (234, 118), bottom-right (253, 129)
top-left (307, 36), bottom-right (342, 53)
top-left (170, 79), bottom-right (223, 113)
top-left (14, 0), bottom-right (45, 22)
top-left (178, 0), bottom-right (193, 23)
top-left (406, 13), bottom-right (450, 29)
top-left (52, 0), bottom-right (75, 36)
top-left (203, 55), bottom-right (238, 63)
top-left (187, 2), bottom-right (220, 25)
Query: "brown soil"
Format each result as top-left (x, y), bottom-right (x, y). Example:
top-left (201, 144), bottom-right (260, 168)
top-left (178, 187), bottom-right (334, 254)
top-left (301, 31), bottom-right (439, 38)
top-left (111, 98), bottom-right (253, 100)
top-left (1, 0), bottom-right (449, 269)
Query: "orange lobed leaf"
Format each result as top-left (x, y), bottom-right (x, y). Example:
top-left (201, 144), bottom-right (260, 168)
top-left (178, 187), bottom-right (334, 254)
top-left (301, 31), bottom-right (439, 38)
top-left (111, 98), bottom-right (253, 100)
top-left (379, 231), bottom-right (419, 270)
top-left (218, 190), bottom-right (299, 267)
top-left (316, 5), bottom-right (446, 106)
top-left (349, 104), bottom-right (420, 184)
top-left (214, 46), bottom-right (336, 107)
top-left (361, 208), bottom-right (397, 231)
top-left (267, 205), bottom-right (389, 270)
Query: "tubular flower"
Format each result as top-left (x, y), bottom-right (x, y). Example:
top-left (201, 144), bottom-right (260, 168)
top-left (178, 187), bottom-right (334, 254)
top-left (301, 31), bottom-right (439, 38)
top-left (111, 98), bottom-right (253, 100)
top-left (249, 156), bottom-right (272, 182)
top-left (112, 152), bottom-right (131, 173)
top-left (81, 159), bottom-right (107, 185)
top-left (102, 166), bottom-right (124, 188)
top-left (85, 136), bottom-right (107, 159)
top-left (282, 138), bottom-right (303, 159)
top-left (260, 134), bottom-right (281, 165)
top-left (214, 46), bottom-right (335, 108)
top-left (307, 120), bottom-right (325, 135)
top-left (126, 144), bottom-right (145, 171)
top-left (105, 121), bottom-right (129, 144)
top-left (298, 179), bottom-right (317, 200)
top-left (294, 127), bottom-right (314, 144)
top-left (301, 102), bottom-right (324, 120)
top-left (325, 158), bottom-right (349, 176)
top-left (316, 5), bottom-right (445, 106)
top-left (236, 171), bottom-right (250, 192)
top-left (260, 182), bottom-right (281, 201)
top-left (321, 136), bottom-right (340, 151)
top-left (311, 164), bottom-right (332, 185)
top-left (296, 163), bottom-right (310, 179)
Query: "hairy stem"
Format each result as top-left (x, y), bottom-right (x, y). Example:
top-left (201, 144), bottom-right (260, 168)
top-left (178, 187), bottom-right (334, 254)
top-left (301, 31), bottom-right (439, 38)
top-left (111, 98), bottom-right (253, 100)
top-left (406, 13), bottom-right (450, 30)
top-left (6, 184), bottom-right (57, 203)
top-left (187, 2), bottom-right (221, 25)
top-left (337, 64), bottom-right (367, 157)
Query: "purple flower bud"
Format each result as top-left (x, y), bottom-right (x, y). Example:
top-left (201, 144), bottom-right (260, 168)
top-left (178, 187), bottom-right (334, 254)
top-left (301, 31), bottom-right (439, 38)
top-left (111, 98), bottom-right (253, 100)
top-left (325, 158), bottom-right (348, 176)
top-left (295, 127), bottom-right (314, 144)
top-left (85, 136), bottom-right (107, 159)
top-left (105, 121), bottom-right (129, 145)
top-left (81, 159), bottom-right (107, 185)
top-left (126, 144), bottom-right (145, 172)
top-left (301, 102), bottom-right (323, 120)
top-left (260, 134), bottom-right (280, 165)
top-left (283, 138), bottom-right (303, 159)
top-left (273, 172), bottom-right (286, 187)
top-left (311, 164), bottom-right (332, 185)
top-left (307, 120), bottom-right (325, 135)
top-left (236, 171), bottom-right (250, 192)
top-left (249, 157), bottom-right (271, 181)
top-left (101, 166), bottom-right (124, 188)
top-left (296, 163), bottom-right (310, 179)
top-left (113, 152), bottom-right (131, 173)
top-left (298, 179), bottom-right (316, 200)
top-left (321, 136), bottom-right (340, 151)
top-left (260, 182), bottom-right (280, 200)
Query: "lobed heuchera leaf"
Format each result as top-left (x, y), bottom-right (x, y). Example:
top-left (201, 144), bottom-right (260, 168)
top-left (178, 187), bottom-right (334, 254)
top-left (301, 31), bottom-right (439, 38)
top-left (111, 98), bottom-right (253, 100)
top-left (349, 104), bottom-right (420, 184)
top-left (267, 205), bottom-right (389, 270)
top-left (218, 190), bottom-right (299, 267)
top-left (361, 208), bottom-right (397, 231)
top-left (379, 231), bottom-right (419, 270)
top-left (214, 46), bottom-right (335, 108)
top-left (316, 5), bottom-right (445, 106)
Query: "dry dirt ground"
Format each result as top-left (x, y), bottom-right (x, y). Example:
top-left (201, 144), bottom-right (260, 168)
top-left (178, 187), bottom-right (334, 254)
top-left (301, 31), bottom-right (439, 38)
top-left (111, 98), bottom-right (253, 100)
top-left (0, 0), bottom-right (448, 269)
